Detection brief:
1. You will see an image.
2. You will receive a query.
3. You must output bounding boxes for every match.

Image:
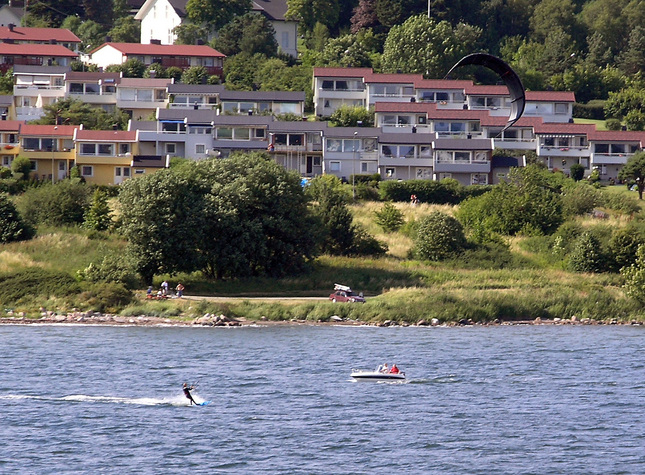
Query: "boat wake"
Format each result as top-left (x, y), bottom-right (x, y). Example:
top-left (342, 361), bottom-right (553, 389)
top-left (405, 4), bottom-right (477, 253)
top-left (0, 394), bottom-right (204, 406)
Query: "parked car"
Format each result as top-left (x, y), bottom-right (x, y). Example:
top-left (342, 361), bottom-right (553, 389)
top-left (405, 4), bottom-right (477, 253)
top-left (329, 284), bottom-right (365, 303)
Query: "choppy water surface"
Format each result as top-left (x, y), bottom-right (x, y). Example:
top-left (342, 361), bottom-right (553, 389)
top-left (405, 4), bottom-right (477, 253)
top-left (1, 324), bottom-right (644, 474)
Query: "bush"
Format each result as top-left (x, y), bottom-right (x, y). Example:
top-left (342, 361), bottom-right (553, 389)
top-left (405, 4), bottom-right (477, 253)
top-left (561, 182), bottom-right (603, 217)
top-left (414, 211), bottom-right (466, 261)
top-left (573, 100), bottom-right (606, 120)
top-left (0, 268), bottom-right (81, 305)
top-left (78, 255), bottom-right (141, 289)
top-left (603, 192), bottom-right (640, 214)
top-left (621, 244), bottom-right (645, 303)
top-left (0, 193), bottom-right (34, 243)
top-left (16, 180), bottom-right (91, 226)
top-left (349, 225), bottom-right (388, 256)
top-left (568, 231), bottom-right (606, 273)
top-left (605, 118), bottom-right (622, 130)
top-left (10, 155), bottom-right (32, 180)
top-left (78, 282), bottom-right (134, 312)
top-left (569, 163), bottom-right (585, 181)
top-left (374, 202), bottom-right (405, 232)
top-left (379, 179), bottom-right (464, 204)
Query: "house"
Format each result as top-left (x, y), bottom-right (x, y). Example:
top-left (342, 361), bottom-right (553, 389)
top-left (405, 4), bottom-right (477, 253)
top-left (0, 2), bottom-right (24, 28)
top-left (432, 138), bottom-right (493, 185)
top-left (313, 67), bottom-right (371, 117)
top-left (0, 119), bottom-right (23, 170)
top-left (378, 132), bottom-right (433, 181)
top-left (268, 120), bottom-right (326, 176)
top-left (74, 129), bottom-right (140, 184)
top-left (322, 127), bottom-right (376, 180)
top-left (13, 65), bottom-right (68, 121)
top-left (219, 90), bottom-right (305, 116)
top-left (0, 43), bottom-right (78, 74)
top-left (0, 25), bottom-right (81, 52)
top-left (87, 42), bottom-right (225, 78)
top-left (134, 0), bottom-right (186, 45)
top-left (18, 124), bottom-right (78, 182)
top-left (134, 0), bottom-right (298, 57)
top-left (588, 130), bottom-right (645, 182)
top-left (0, 94), bottom-right (13, 119)
top-left (116, 77), bottom-right (173, 119)
top-left (167, 83), bottom-right (224, 109)
top-left (252, 0), bottom-right (298, 57)
top-left (65, 71), bottom-right (121, 112)
top-left (534, 122), bottom-right (595, 174)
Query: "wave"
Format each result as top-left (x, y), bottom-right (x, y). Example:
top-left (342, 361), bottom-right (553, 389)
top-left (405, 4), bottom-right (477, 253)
top-left (0, 394), bottom-right (206, 407)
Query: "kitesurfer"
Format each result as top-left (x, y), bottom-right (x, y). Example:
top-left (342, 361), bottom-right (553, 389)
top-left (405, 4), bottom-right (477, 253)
top-left (183, 382), bottom-right (197, 405)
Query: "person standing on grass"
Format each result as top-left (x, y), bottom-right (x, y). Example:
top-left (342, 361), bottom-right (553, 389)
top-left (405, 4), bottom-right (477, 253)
top-left (176, 283), bottom-right (185, 298)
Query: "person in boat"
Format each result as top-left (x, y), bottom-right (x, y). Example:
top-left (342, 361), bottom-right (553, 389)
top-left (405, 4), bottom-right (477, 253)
top-left (379, 363), bottom-right (389, 373)
top-left (182, 383), bottom-right (197, 405)
top-left (389, 364), bottom-right (400, 374)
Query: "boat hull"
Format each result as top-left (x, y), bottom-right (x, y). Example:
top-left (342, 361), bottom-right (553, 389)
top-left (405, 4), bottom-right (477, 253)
top-left (350, 372), bottom-right (406, 381)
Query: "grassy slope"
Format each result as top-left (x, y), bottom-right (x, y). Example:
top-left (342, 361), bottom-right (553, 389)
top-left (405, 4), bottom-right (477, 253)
top-left (1, 190), bottom-right (643, 322)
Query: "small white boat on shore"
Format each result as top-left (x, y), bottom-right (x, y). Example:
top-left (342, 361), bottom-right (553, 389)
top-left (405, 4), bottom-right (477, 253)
top-left (351, 366), bottom-right (406, 382)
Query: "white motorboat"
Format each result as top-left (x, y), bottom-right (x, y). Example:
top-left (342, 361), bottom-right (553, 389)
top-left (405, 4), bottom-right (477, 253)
top-left (350, 367), bottom-right (406, 382)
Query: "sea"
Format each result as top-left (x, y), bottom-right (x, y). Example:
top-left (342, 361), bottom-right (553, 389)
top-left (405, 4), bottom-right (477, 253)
top-left (1, 323), bottom-right (644, 474)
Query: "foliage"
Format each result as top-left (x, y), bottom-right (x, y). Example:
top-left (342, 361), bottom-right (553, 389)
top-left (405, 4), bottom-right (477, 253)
top-left (382, 16), bottom-right (481, 77)
top-left (561, 181), bottom-right (603, 216)
top-left (16, 180), bottom-right (91, 227)
top-left (287, 0), bottom-right (341, 34)
top-left (320, 34), bottom-right (373, 67)
top-left (625, 109), bottom-right (645, 131)
top-left (568, 231), bottom-right (606, 273)
top-left (83, 189), bottom-right (112, 231)
top-left (78, 255), bottom-right (141, 289)
top-left (180, 66), bottom-right (209, 85)
top-left (329, 105), bottom-right (374, 126)
top-left (0, 68), bottom-right (13, 95)
top-left (569, 163), bottom-right (585, 181)
top-left (186, 0), bottom-right (252, 30)
top-left (608, 225), bottom-right (645, 272)
top-left (379, 178), bottom-right (467, 204)
top-left (0, 193), bottom-right (35, 243)
top-left (79, 282), bottom-right (134, 312)
top-left (0, 268), bottom-right (80, 306)
top-left (573, 100), bottom-right (606, 120)
top-left (605, 118), bottom-right (622, 130)
top-left (621, 244), bottom-right (645, 303)
top-left (374, 202), bottom-right (405, 233)
top-left (618, 151), bottom-right (645, 199)
top-left (605, 86), bottom-right (645, 120)
top-left (11, 156), bottom-right (32, 181)
top-left (213, 13), bottom-right (278, 57)
top-left (173, 23), bottom-right (210, 46)
top-left (414, 211), bottom-right (466, 261)
top-left (108, 16), bottom-right (141, 44)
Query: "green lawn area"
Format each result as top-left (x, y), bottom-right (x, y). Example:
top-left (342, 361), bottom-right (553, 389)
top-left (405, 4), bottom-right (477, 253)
top-left (574, 118), bottom-right (607, 130)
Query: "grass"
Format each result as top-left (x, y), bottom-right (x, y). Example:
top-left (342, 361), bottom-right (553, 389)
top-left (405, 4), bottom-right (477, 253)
top-left (574, 118), bottom-right (607, 130)
top-left (1, 197), bottom-right (644, 323)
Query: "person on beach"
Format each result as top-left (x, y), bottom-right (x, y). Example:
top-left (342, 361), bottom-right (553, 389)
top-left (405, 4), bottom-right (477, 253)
top-left (183, 383), bottom-right (197, 405)
top-left (176, 283), bottom-right (185, 298)
top-left (161, 280), bottom-right (169, 296)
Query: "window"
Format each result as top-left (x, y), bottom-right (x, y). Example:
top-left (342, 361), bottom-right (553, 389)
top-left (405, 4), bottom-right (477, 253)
top-left (360, 162), bottom-right (369, 173)
top-left (23, 138), bottom-right (40, 150)
top-left (234, 128), bottom-right (250, 140)
top-left (123, 168), bottom-right (131, 177)
top-left (165, 143), bottom-right (176, 155)
top-left (217, 128), bottom-right (232, 139)
top-left (85, 84), bottom-right (99, 94)
top-left (1, 156), bottom-right (11, 166)
top-left (438, 173), bottom-right (452, 180)
top-left (594, 144), bottom-right (609, 153)
top-left (135, 169), bottom-right (145, 174)
top-left (555, 103), bottom-right (568, 114)
top-left (385, 167), bottom-right (395, 177)
top-left (255, 129), bottom-right (265, 138)
top-left (196, 144), bottom-right (206, 154)
top-left (326, 139), bottom-right (341, 152)
top-left (363, 138), bottom-right (376, 152)
top-left (70, 83), bottom-right (83, 93)
top-left (81, 143), bottom-right (96, 155)
top-left (471, 173), bottom-right (488, 185)
top-left (81, 166), bottom-right (93, 177)
top-left (381, 145), bottom-right (393, 157)
top-left (399, 146), bottom-right (414, 158)
top-left (416, 167), bottom-right (432, 179)
top-left (330, 161), bottom-right (341, 172)
top-left (343, 139), bottom-right (359, 152)
top-left (612, 144), bottom-right (625, 154)
top-left (281, 32), bottom-right (289, 49)
top-left (98, 144), bottom-right (113, 155)
top-left (120, 144), bottom-right (130, 155)
top-left (419, 146), bottom-right (432, 157)
top-left (30, 161), bottom-right (37, 171)
top-left (455, 151), bottom-right (470, 162)
top-left (544, 137), bottom-right (555, 146)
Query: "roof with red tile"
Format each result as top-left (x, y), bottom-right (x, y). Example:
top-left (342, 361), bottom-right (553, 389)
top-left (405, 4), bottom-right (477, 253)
top-left (414, 79), bottom-right (472, 90)
top-left (526, 91), bottom-right (576, 102)
top-left (534, 122), bottom-right (595, 135)
top-left (20, 124), bottom-right (79, 136)
top-left (0, 43), bottom-right (78, 57)
top-left (364, 73), bottom-right (421, 84)
top-left (587, 130), bottom-right (645, 142)
top-left (0, 120), bottom-right (24, 131)
top-left (75, 130), bottom-right (138, 142)
top-left (90, 42), bottom-right (225, 58)
top-left (0, 26), bottom-right (80, 43)
top-left (480, 115), bottom-right (543, 128)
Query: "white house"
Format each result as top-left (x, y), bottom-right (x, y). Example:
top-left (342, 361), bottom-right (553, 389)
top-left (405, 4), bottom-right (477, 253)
top-left (134, 0), bottom-right (185, 45)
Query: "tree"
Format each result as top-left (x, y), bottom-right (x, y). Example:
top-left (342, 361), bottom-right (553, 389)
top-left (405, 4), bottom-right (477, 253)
top-left (224, 53), bottom-right (267, 90)
top-left (16, 180), bottom-right (91, 227)
top-left (0, 193), bottom-right (34, 243)
top-left (569, 163), bottom-right (585, 181)
top-left (329, 105), bottom-right (374, 127)
top-left (34, 97), bottom-right (130, 130)
top-left (568, 231), bottom-right (605, 273)
top-left (621, 244), bottom-right (645, 302)
top-left (11, 156), bottom-right (32, 181)
top-left (618, 151), bottom-right (645, 199)
top-left (180, 66), bottom-right (209, 85)
top-left (414, 211), bottom-right (466, 261)
top-left (287, 0), bottom-right (341, 35)
top-left (374, 202), bottom-right (405, 233)
top-left (186, 0), bottom-right (252, 31)
top-left (83, 189), bottom-right (112, 231)
top-left (381, 16), bottom-right (481, 77)
top-left (0, 68), bottom-right (12, 95)
top-left (320, 34), bottom-right (372, 67)
top-left (108, 16), bottom-right (141, 44)
top-left (173, 23), bottom-right (210, 46)
top-left (618, 26), bottom-right (645, 75)
top-left (213, 13), bottom-right (278, 57)
top-left (351, 0), bottom-right (379, 33)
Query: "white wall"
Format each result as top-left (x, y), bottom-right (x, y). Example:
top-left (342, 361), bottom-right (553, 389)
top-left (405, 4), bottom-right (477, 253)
top-left (139, 0), bottom-right (182, 45)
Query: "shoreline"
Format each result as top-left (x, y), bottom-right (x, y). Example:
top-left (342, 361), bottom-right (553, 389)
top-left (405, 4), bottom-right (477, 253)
top-left (1, 313), bottom-right (643, 327)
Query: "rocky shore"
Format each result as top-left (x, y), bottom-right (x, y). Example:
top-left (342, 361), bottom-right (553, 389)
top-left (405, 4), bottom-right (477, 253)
top-left (1, 310), bottom-right (643, 327)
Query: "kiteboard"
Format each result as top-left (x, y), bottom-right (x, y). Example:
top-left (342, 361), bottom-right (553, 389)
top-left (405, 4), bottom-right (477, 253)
top-left (198, 400), bottom-right (211, 406)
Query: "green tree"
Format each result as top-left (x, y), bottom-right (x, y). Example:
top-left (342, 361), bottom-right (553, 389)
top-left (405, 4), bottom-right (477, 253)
top-left (287, 0), bottom-right (341, 35)
top-left (329, 105), bottom-right (374, 126)
top-left (569, 163), bottom-right (585, 181)
top-left (414, 211), bottom-right (466, 261)
top-left (16, 180), bottom-right (91, 227)
top-left (83, 189), bottom-right (112, 231)
top-left (608, 225), bottom-right (645, 271)
top-left (186, 0), bottom-right (252, 30)
top-left (621, 244), bottom-right (645, 302)
top-left (0, 68), bottom-right (13, 95)
top-left (108, 16), bottom-right (141, 44)
top-left (374, 202), bottom-right (405, 233)
top-left (11, 156), bottom-right (32, 181)
top-left (180, 66), bottom-right (209, 85)
top-left (618, 151), bottom-right (645, 199)
top-left (0, 193), bottom-right (35, 243)
top-left (381, 16), bottom-right (481, 77)
top-left (224, 53), bottom-right (267, 90)
top-left (568, 231), bottom-right (605, 273)
top-left (320, 34), bottom-right (372, 67)
top-left (77, 20), bottom-right (109, 53)
top-left (213, 13), bottom-right (278, 57)
top-left (173, 23), bottom-right (210, 46)
top-left (34, 97), bottom-right (129, 130)
top-left (625, 110), bottom-right (645, 131)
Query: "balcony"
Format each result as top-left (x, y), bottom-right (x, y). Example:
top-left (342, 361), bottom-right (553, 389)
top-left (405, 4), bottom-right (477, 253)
top-left (591, 153), bottom-right (632, 165)
top-left (434, 158), bottom-right (490, 173)
top-left (537, 144), bottom-right (590, 158)
top-left (379, 154), bottom-right (433, 167)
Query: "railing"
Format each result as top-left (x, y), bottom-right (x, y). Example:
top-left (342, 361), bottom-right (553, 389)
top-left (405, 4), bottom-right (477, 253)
top-left (15, 85), bottom-right (64, 90)
top-left (436, 131), bottom-right (484, 138)
top-left (320, 87), bottom-right (365, 92)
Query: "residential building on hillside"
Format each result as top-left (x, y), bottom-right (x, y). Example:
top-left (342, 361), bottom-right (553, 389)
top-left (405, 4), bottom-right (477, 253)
top-left (19, 124), bottom-right (77, 182)
top-left (252, 0), bottom-right (298, 57)
top-left (74, 129), bottom-right (140, 185)
top-left (0, 119), bottom-right (22, 170)
top-left (87, 42), bottom-right (225, 78)
top-left (116, 77), bottom-right (173, 119)
top-left (13, 65), bottom-right (68, 121)
top-left (219, 90), bottom-right (305, 116)
top-left (0, 43), bottom-right (77, 74)
top-left (167, 83), bottom-right (224, 109)
top-left (588, 130), bottom-right (645, 182)
top-left (65, 71), bottom-right (121, 112)
top-left (0, 25), bottom-right (81, 52)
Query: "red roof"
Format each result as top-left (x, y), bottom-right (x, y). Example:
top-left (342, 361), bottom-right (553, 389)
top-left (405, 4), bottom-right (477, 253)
top-left (0, 120), bottom-right (24, 132)
top-left (587, 130), bottom-right (645, 142)
top-left (534, 122), bottom-right (595, 135)
top-left (526, 91), bottom-right (576, 102)
top-left (364, 73), bottom-right (420, 84)
top-left (0, 43), bottom-right (78, 57)
top-left (313, 67), bottom-right (373, 78)
top-left (75, 130), bottom-right (137, 142)
top-left (465, 84), bottom-right (509, 95)
top-left (0, 26), bottom-right (80, 43)
top-left (90, 42), bottom-right (225, 58)
top-left (480, 115), bottom-right (543, 128)
top-left (20, 124), bottom-right (79, 136)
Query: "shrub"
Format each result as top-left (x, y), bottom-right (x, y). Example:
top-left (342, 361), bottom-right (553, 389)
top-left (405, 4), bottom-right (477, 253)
top-left (83, 189), bottom-right (112, 231)
top-left (569, 163), bottom-right (585, 181)
top-left (374, 202), bottom-right (405, 232)
top-left (568, 231), bottom-right (606, 273)
top-left (0, 268), bottom-right (81, 305)
top-left (608, 225), bottom-right (645, 271)
top-left (573, 100), bottom-right (606, 120)
top-left (16, 180), bottom-right (91, 226)
top-left (414, 211), bottom-right (466, 261)
top-left (349, 225), bottom-right (388, 256)
top-left (605, 118), bottom-right (622, 130)
top-left (78, 255), bottom-right (141, 289)
top-left (561, 182), bottom-right (603, 217)
top-left (622, 244), bottom-right (645, 303)
top-left (10, 155), bottom-right (32, 180)
top-left (603, 192), bottom-right (640, 215)
top-left (0, 193), bottom-right (34, 243)
top-left (379, 179), bottom-right (464, 204)
top-left (78, 282), bottom-right (134, 312)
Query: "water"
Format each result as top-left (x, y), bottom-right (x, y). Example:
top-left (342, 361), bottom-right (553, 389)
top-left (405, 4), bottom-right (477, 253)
top-left (1, 324), bottom-right (644, 474)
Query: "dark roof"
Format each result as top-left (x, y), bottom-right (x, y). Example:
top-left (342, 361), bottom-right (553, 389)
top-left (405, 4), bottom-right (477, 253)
top-left (0, 95), bottom-right (13, 106)
top-left (167, 84), bottom-right (224, 94)
top-left (158, 108), bottom-right (217, 123)
top-left (252, 0), bottom-right (289, 21)
top-left (212, 140), bottom-right (268, 149)
top-left (268, 120), bottom-right (327, 133)
top-left (219, 90), bottom-right (305, 102)
top-left (378, 132), bottom-right (434, 144)
top-left (13, 65), bottom-right (70, 74)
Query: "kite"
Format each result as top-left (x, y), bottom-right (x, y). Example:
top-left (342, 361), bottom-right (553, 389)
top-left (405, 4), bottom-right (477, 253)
top-left (445, 53), bottom-right (525, 131)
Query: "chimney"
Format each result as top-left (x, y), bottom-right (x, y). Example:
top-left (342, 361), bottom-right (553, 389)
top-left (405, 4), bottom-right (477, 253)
top-left (105, 36), bottom-right (112, 43)
top-left (196, 39), bottom-right (205, 45)
top-left (150, 39), bottom-right (162, 45)
top-left (49, 39), bottom-right (57, 44)
top-left (8, 23), bottom-right (14, 32)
